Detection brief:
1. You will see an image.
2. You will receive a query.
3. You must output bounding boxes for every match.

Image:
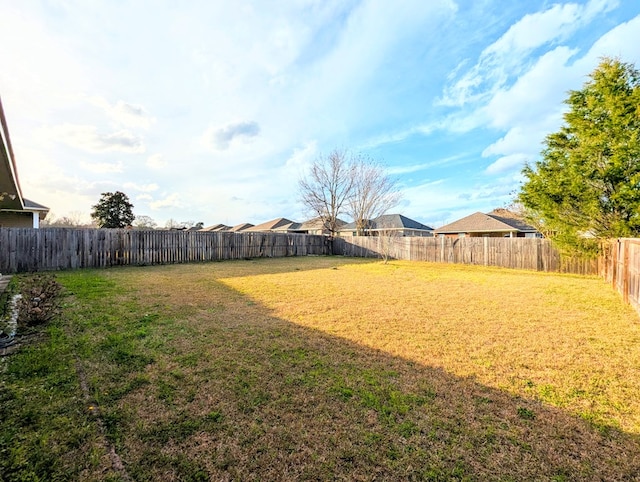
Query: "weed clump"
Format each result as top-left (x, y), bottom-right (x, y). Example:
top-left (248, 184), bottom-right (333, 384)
top-left (17, 273), bottom-right (63, 327)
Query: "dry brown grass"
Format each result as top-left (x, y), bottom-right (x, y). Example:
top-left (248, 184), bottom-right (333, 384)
top-left (216, 258), bottom-right (640, 434)
top-left (14, 256), bottom-right (640, 480)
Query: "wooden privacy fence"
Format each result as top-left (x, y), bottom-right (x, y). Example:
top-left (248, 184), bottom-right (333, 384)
top-left (0, 228), bottom-right (329, 273)
top-left (601, 238), bottom-right (640, 313)
top-left (333, 236), bottom-right (600, 275)
top-left (4, 227), bottom-right (640, 314)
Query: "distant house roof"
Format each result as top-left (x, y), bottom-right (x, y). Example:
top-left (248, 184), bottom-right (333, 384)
top-left (341, 214), bottom-right (433, 232)
top-left (246, 217), bottom-right (297, 232)
top-left (200, 223), bottom-right (231, 232)
top-left (434, 211), bottom-right (538, 234)
top-left (299, 217), bottom-right (347, 232)
top-left (229, 222), bottom-right (254, 232)
top-left (274, 222), bottom-right (303, 232)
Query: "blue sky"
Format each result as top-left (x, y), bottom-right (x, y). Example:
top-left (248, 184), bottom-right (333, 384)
top-left (1, 0), bottom-right (639, 228)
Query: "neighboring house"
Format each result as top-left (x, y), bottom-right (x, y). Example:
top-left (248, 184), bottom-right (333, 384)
top-left (200, 223), bottom-right (231, 232)
top-left (338, 214), bottom-right (434, 237)
top-left (229, 223), bottom-right (254, 232)
top-left (218, 217), bottom-right (348, 235)
top-left (245, 217), bottom-right (301, 233)
top-left (297, 217), bottom-right (347, 235)
top-left (434, 210), bottom-right (541, 238)
top-left (0, 97), bottom-right (49, 228)
top-left (200, 222), bottom-right (255, 232)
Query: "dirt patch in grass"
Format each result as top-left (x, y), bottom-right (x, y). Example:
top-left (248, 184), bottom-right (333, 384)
top-left (3, 257), bottom-right (640, 480)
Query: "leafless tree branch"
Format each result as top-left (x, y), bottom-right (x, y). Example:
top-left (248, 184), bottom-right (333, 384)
top-left (298, 149), bottom-right (355, 237)
top-left (347, 157), bottom-right (401, 236)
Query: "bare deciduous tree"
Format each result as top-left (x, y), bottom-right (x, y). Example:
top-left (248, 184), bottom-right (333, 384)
top-left (165, 218), bottom-right (181, 229)
top-left (41, 211), bottom-right (95, 228)
top-left (347, 158), bottom-right (401, 236)
top-left (298, 149), bottom-right (355, 237)
top-left (132, 215), bottom-right (157, 230)
top-left (299, 149), bottom-right (401, 238)
top-left (379, 228), bottom-right (401, 264)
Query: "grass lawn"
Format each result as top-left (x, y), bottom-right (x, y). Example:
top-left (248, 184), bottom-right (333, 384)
top-left (2, 257), bottom-right (640, 480)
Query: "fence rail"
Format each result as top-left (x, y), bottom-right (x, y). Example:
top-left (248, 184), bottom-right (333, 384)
top-left (333, 236), bottom-right (600, 275)
top-left (0, 228), bottom-right (328, 273)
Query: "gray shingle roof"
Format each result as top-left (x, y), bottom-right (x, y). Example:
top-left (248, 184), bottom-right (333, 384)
top-left (434, 211), bottom-right (538, 234)
top-left (341, 214), bottom-right (433, 231)
top-left (246, 218), bottom-right (296, 232)
top-left (23, 198), bottom-right (49, 211)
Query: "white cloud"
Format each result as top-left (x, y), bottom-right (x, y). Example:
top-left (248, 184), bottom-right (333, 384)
top-left (124, 182), bottom-right (159, 193)
top-left (439, 0), bottom-right (618, 107)
top-left (388, 154), bottom-right (472, 175)
top-left (482, 125), bottom-right (550, 160)
top-left (202, 121), bottom-right (261, 150)
top-left (149, 193), bottom-right (182, 210)
top-left (361, 122), bottom-right (441, 149)
top-left (46, 124), bottom-right (145, 153)
top-left (400, 177), bottom-right (517, 227)
top-left (146, 154), bottom-right (168, 169)
top-left (79, 160), bottom-right (124, 174)
top-left (0, 6), bottom-right (90, 118)
top-left (485, 0), bottom-right (615, 56)
top-left (484, 46), bottom-right (578, 130)
top-left (485, 154), bottom-right (529, 175)
top-left (86, 96), bottom-right (156, 129)
top-left (284, 141), bottom-right (318, 174)
top-left (480, 13), bottom-right (640, 175)
top-left (577, 13), bottom-right (640, 67)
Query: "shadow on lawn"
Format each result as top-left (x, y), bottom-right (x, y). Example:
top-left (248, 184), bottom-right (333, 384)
top-left (81, 266), bottom-right (640, 482)
top-left (129, 254), bottom-right (380, 279)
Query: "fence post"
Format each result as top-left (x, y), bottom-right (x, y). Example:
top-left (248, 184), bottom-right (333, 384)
top-left (483, 236), bottom-right (488, 266)
top-left (612, 239), bottom-right (619, 292)
top-left (623, 239), bottom-right (630, 304)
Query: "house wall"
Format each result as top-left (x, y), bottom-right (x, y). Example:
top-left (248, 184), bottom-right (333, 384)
top-left (468, 231), bottom-right (519, 238)
top-left (339, 229), bottom-right (433, 237)
top-left (404, 229), bottom-right (433, 237)
top-left (0, 211), bottom-right (33, 228)
top-left (438, 231), bottom-right (523, 238)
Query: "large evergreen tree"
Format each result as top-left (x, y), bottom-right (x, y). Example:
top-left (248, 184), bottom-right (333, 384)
top-left (90, 191), bottom-right (135, 228)
top-left (519, 58), bottom-right (640, 253)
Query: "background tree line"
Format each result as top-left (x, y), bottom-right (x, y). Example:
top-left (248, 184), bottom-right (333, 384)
top-left (43, 191), bottom-right (201, 230)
